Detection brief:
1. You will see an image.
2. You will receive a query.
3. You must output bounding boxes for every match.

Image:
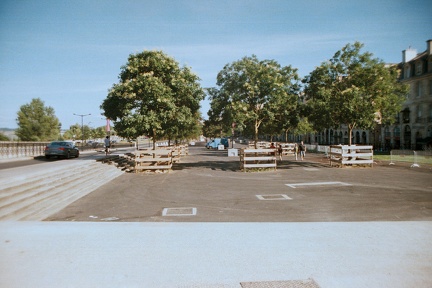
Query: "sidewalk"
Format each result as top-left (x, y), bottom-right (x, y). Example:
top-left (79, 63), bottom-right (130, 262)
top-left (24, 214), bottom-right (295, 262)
top-left (1, 221), bottom-right (431, 288)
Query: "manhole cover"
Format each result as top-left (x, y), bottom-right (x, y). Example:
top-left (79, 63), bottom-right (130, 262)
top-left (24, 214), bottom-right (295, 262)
top-left (162, 207), bottom-right (197, 216)
top-left (241, 279), bottom-right (320, 288)
top-left (256, 194), bottom-right (292, 200)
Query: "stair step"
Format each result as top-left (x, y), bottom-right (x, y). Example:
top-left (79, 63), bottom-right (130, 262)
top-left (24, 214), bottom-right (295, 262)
top-left (0, 164), bottom-right (100, 220)
top-left (21, 166), bottom-right (123, 220)
top-left (0, 162), bottom-right (101, 208)
top-left (0, 161), bottom-right (123, 221)
top-left (0, 160), bottom-right (93, 191)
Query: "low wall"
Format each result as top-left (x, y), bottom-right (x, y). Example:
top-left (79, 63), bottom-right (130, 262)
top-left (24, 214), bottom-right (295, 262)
top-left (0, 141), bottom-right (49, 159)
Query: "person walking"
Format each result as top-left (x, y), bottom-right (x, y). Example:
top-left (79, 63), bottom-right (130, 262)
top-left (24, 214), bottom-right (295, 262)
top-left (104, 136), bottom-right (110, 155)
top-left (294, 143), bottom-right (299, 160)
top-left (299, 141), bottom-right (306, 160)
top-left (278, 144), bottom-right (283, 161)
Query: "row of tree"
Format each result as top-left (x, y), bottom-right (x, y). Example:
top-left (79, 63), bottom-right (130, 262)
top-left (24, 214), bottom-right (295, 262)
top-left (10, 42), bottom-right (407, 147)
top-left (10, 98), bottom-right (107, 142)
top-left (204, 42), bottom-right (408, 146)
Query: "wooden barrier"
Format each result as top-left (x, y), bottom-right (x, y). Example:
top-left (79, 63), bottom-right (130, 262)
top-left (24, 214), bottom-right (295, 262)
top-left (239, 148), bottom-right (277, 172)
top-left (179, 144), bottom-right (189, 156)
top-left (134, 149), bottom-right (173, 172)
top-left (171, 147), bottom-right (181, 163)
top-left (329, 145), bottom-right (374, 167)
top-left (248, 141), bottom-right (270, 148)
top-left (280, 143), bottom-right (296, 156)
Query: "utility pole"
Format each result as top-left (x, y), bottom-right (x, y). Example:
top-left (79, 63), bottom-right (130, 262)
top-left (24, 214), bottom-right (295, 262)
top-left (73, 113), bottom-right (91, 147)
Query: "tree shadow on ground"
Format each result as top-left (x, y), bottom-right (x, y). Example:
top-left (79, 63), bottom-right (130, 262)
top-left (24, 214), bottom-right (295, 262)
top-left (277, 159), bottom-right (331, 170)
top-left (172, 160), bottom-right (239, 172)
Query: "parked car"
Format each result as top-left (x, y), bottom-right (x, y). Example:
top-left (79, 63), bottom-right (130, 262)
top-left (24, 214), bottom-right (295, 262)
top-left (44, 141), bottom-right (80, 159)
top-left (205, 138), bottom-right (229, 149)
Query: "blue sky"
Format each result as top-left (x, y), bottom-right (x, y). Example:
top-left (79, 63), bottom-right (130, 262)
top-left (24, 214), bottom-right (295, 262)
top-left (1, 0), bottom-right (431, 129)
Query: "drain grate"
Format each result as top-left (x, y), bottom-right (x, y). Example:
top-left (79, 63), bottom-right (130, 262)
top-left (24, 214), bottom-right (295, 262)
top-left (162, 207), bottom-right (197, 216)
top-left (256, 194), bottom-right (292, 200)
top-left (241, 279), bottom-right (320, 288)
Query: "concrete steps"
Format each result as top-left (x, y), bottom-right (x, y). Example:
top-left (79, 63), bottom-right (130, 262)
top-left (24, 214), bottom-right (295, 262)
top-left (0, 159), bottom-right (124, 221)
top-left (98, 154), bottom-right (136, 172)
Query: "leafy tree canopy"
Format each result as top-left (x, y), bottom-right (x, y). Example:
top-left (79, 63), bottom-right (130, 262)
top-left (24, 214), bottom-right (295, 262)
top-left (15, 98), bottom-right (61, 141)
top-left (101, 50), bottom-right (205, 148)
top-left (303, 42), bottom-right (408, 145)
top-left (0, 132), bottom-right (9, 141)
top-left (207, 55), bottom-right (301, 147)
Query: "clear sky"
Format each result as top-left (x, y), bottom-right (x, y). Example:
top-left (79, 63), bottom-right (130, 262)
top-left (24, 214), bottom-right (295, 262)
top-left (1, 0), bottom-right (431, 130)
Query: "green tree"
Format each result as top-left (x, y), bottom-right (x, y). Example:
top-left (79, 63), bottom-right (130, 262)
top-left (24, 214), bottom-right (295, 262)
top-left (101, 50), bottom-right (205, 149)
top-left (303, 42), bottom-right (408, 145)
top-left (203, 87), bottom-right (232, 138)
top-left (15, 98), bottom-right (61, 141)
top-left (63, 124), bottom-right (81, 140)
top-left (92, 126), bottom-right (106, 139)
top-left (211, 55), bottom-right (300, 147)
top-left (0, 132), bottom-right (9, 141)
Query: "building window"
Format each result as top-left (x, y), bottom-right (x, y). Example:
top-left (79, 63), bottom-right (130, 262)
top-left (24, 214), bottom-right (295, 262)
top-left (395, 112), bottom-right (400, 124)
top-left (402, 108), bottom-right (410, 123)
top-left (416, 61), bottom-right (423, 75)
top-left (416, 81), bottom-right (422, 97)
top-left (404, 64), bottom-right (411, 79)
top-left (417, 105), bottom-right (422, 123)
top-left (394, 127), bottom-right (400, 138)
top-left (384, 126), bottom-right (390, 138)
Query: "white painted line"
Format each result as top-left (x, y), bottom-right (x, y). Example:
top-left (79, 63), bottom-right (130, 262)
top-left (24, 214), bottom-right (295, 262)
top-left (285, 181), bottom-right (352, 188)
top-left (256, 194), bottom-right (292, 200)
top-left (303, 168), bottom-right (319, 171)
top-left (162, 207), bottom-right (197, 216)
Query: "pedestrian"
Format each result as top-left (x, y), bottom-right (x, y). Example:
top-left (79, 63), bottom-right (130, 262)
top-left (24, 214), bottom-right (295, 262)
top-left (104, 136), bottom-right (110, 155)
top-left (299, 141), bottom-right (306, 160)
top-left (294, 143), bottom-right (299, 160)
top-left (270, 142), bottom-right (276, 157)
top-left (278, 144), bottom-right (283, 161)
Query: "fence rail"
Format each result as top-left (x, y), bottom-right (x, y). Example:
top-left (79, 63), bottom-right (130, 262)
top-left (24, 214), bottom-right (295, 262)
top-left (0, 141), bottom-right (50, 159)
top-left (389, 150), bottom-right (432, 167)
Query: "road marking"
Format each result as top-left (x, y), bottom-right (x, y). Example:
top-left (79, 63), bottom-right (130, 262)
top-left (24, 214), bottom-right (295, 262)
top-left (256, 194), bottom-right (292, 200)
top-left (162, 207), bottom-right (197, 216)
top-left (285, 181), bottom-right (352, 188)
top-left (303, 168), bottom-right (319, 171)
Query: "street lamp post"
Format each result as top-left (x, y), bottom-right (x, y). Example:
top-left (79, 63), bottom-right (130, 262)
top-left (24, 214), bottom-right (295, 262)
top-left (73, 113), bottom-right (91, 147)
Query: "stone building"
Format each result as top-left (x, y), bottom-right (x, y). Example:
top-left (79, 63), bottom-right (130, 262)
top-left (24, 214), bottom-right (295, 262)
top-left (383, 39), bottom-right (432, 150)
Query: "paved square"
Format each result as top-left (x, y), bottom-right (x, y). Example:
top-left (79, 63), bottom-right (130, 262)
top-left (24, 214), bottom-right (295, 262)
top-left (46, 145), bottom-right (432, 223)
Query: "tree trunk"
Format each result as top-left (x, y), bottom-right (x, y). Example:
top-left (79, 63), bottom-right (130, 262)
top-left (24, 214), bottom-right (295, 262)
top-left (254, 120), bottom-right (259, 149)
top-left (348, 123), bottom-right (356, 146)
top-left (152, 129), bottom-right (157, 150)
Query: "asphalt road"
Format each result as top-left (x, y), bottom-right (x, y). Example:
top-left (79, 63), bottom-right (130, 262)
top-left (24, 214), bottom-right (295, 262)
top-left (46, 144), bottom-right (432, 222)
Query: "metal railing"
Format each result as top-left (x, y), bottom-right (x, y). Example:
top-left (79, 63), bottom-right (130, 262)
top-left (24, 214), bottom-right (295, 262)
top-left (389, 150), bottom-right (432, 167)
top-left (0, 141), bottom-right (50, 159)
